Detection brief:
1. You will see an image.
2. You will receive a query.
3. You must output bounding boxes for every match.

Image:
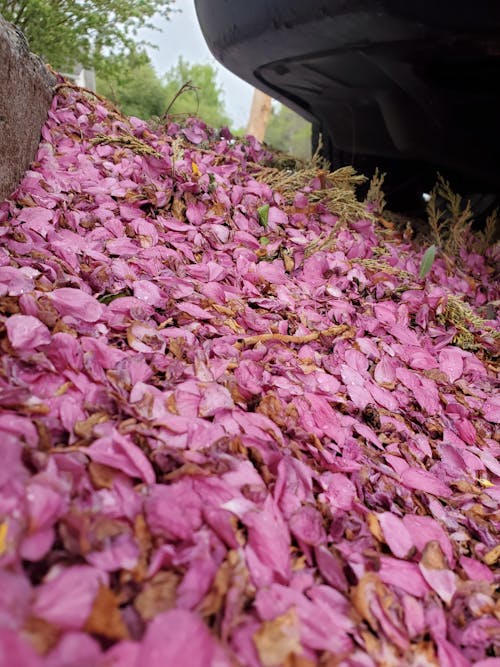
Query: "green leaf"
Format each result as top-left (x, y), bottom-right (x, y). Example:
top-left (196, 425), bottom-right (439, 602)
top-left (259, 236), bottom-right (270, 245)
top-left (257, 204), bottom-right (270, 228)
top-left (419, 245), bottom-right (437, 279)
top-left (98, 290), bottom-right (131, 304)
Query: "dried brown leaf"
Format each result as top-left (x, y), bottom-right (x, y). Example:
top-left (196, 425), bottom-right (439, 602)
top-left (253, 608), bottom-right (302, 667)
top-left (367, 513), bottom-right (384, 543)
top-left (0, 296), bottom-right (20, 315)
top-left (168, 337), bottom-right (186, 359)
top-left (256, 393), bottom-right (287, 427)
top-left (88, 461), bottom-right (117, 490)
top-left (284, 655), bottom-right (316, 667)
top-left (350, 574), bottom-right (387, 630)
top-left (34, 420), bottom-right (52, 451)
top-left (93, 517), bottom-right (129, 543)
top-left (359, 629), bottom-right (400, 666)
top-left (22, 616), bottom-right (61, 655)
top-left (483, 544), bottom-right (500, 566)
top-left (407, 640), bottom-right (440, 666)
top-left (282, 251), bottom-right (295, 273)
top-left (199, 558), bottom-right (232, 617)
top-left (84, 585), bottom-right (129, 640)
top-left (163, 462), bottom-right (212, 482)
top-left (131, 514), bottom-right (153, 582)
top-left (165, 392), bottom-right (179, 414)
top-left (74, 412), bottom-right (109, 439)
top-left (134, 571), bottom-right (179, 621)
top-left (423, 369), bottom-right (450, 384)
top-left (421, 541), bottom-right (447, 569)
top-left (172, 197), bottom-right (186, 220)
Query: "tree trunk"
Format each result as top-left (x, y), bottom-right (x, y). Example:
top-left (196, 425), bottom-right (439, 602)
top-left (0, 16), bottom-right (56, 201)
top-left (246, 89), bottom-right (272, 142)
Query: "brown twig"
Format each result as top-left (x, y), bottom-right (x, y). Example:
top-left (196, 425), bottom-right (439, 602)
top-left (163, 80), bottom-right (199, 119)
top-left (235, 324), bottom-right (350, 348)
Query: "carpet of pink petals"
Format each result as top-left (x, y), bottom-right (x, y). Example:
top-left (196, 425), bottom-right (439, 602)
top-left (0, 82), bottom-right (499, 667)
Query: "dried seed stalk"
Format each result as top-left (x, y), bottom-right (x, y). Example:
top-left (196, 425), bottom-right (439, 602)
top-left (90, 133), bottom-right (163, 159)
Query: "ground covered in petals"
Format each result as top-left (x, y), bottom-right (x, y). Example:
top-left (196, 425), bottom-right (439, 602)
top-left (0, 81), bottom-right (499, 667)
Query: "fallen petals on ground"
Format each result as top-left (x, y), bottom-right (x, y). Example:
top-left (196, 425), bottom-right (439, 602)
top-left (0, 80), bottom-right (499, 667)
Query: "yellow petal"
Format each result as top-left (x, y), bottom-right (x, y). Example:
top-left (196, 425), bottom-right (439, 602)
top-left (476, 478), bottom-right (494, 488)
top-left (0, 522), bottom-right (8, 556)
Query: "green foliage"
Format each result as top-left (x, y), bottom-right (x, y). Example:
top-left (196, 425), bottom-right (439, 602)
top-left (163, 57), bottom-right (230, 128)
top-left (3, 2), bottom-right (230, 126)
top-left (0, 0), bottom-right (229, 127)
top-left (96, 54), bottom-right (230, 125)
top-left (257, 204), bottom-right (270, 228)
top-left (97, 51), bottom-right (168, 119)
top-left (265, 104), bottom-right (311, 160)
top-left (419, 245), bottom-right (437, 279)
top-left (0, 0), bottom-right (174, 75)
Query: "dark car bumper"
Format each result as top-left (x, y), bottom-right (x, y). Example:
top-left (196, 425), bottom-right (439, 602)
top-left (195, 0), bottom-right (500, 191)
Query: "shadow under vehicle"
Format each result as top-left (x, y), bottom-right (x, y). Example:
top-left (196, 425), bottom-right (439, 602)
top-left (195, 0), bottom-right (500, 214)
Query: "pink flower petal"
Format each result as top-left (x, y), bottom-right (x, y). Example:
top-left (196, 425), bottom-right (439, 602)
top-left (439, 348), bottom-right (464, 382)
top-left (49, 287), bottom-right (104, 322)
top-left (138, 609), bottom-right (221, 667)
top-left (378, 512), bottom-right (414, 558)
top-left (87, 431), bottom-right (155, 484)
top-left (6, 314), bottom-right (51, 349)
top-left (32, 566), bottom-right (107, 629)
top-left (243, 495), bottom-right (291, 584)
top-left (483, 397), bottom-right (500, 423)
top-left (400, 468), bottom-right (452, 498)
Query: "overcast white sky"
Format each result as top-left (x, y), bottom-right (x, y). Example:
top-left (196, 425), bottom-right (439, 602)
top-left (139, 0), bottom-right (255, 127)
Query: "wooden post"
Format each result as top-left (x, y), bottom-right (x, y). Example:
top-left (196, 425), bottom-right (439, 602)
top-left (0, 16), bottom-right (55, 200)
top-left (246, 89), bottom-right (272, 142)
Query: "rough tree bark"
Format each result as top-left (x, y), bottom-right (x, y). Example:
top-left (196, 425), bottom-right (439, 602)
top-left (0, 15), bottom-right (56, 201)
